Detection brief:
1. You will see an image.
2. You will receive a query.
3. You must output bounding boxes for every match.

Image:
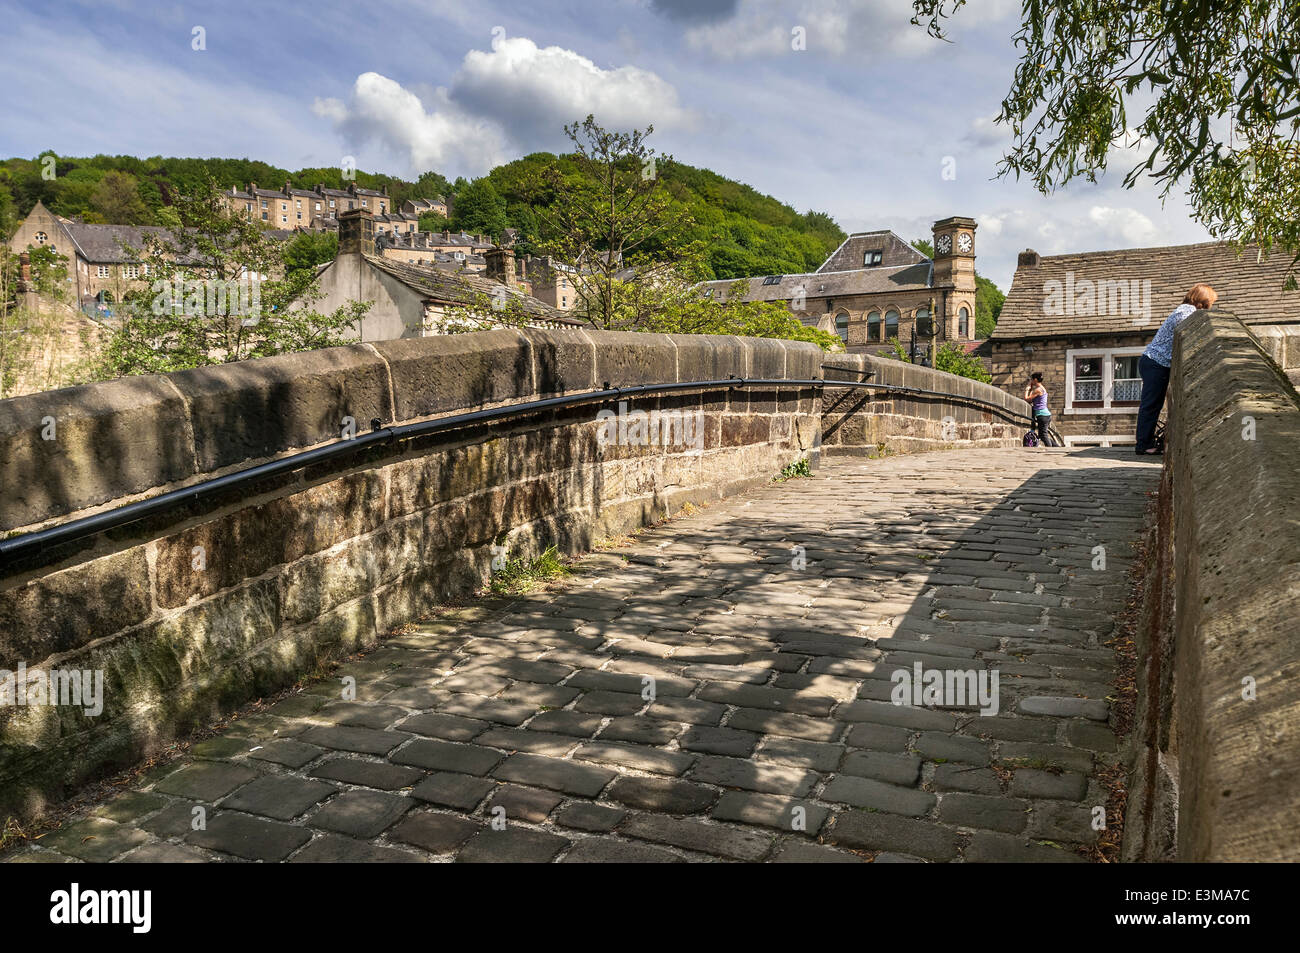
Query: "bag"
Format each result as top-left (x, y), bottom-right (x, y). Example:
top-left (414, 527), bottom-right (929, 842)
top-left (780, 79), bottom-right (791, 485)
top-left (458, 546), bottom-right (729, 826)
top-left (1153, 421), bottom-right (1167, 453)
top-left (1023, 429), bottom-right (1040, 447)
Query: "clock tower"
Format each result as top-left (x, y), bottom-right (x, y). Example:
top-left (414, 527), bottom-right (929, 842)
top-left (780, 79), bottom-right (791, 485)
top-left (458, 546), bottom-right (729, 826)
top-left (930, 216), bottom-right (978, 340)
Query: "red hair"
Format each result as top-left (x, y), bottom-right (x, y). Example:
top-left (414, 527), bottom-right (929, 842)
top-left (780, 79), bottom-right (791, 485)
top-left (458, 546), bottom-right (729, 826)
top-left (1184, 283), bottom-right (1218, 309)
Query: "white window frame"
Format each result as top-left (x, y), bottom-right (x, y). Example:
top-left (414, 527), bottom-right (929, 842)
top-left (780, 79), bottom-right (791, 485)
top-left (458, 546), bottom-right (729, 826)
top-left (96, 264), bottom-right (110, 278)
top-left (1064, 345), bottom-right (1145, 414)
top-left (1063, 434), bottom-right (1136, 447)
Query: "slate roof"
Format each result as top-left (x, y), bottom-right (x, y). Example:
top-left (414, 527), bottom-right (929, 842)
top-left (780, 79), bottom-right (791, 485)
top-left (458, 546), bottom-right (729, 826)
top-left (61, 222), bottom-right (296, 263)
top-left (817, 230), bottom-right (930, 273)
top-left (61, 224), bottom-right (174, 263)
top-left (697, 261), bottom-right (934, 304)
top-left (993, 241), bottom-right (1300, 340)
top-left (364, 255), bottom-right (581, 325)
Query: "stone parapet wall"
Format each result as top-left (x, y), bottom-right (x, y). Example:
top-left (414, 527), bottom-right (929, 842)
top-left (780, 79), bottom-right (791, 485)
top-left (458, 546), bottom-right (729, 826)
top-left (1123, 309), bottom-right (1300, 861)
top-left (0, 329), bottom-right (822, 818)
top-left (821, 352), bottom-right (1029, 455)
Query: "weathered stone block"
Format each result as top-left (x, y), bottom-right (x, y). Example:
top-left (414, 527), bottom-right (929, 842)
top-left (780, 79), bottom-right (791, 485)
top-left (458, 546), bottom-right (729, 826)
top-left (0, 375), bottom-right (195, 530)
top-left (171, 345), bottom-right (391, 471)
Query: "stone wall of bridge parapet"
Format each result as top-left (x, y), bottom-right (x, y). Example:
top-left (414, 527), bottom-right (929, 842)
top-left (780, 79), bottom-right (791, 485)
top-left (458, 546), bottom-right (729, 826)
top-left (1123, 308), bottom-right (1300, 862)
top-left (820, 352), bottom-right (1030, 456)
top-left (0, 329), bottom-right (1031, 820)
top-left (0, 329), bottom-right (822, 817)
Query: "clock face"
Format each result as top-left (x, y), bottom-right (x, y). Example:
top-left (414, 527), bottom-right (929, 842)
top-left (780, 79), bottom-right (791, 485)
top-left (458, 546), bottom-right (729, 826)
top-left (958, 232), bottom-right (973, 253)
top-left (935, 234), bottom-right (952, 255)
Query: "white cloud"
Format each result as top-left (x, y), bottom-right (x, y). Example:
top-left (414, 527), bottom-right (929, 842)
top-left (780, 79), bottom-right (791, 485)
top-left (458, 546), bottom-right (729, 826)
top-left (964, 113), bottom-right (1013, 150)
top-left (313, 75), bottom-right (509, 178)
top-left (315, 36), bottom-right (692, 177)
top-left (1088, 205), bottom-right (1159, 245)
top-left (680, 0), bottom-right (1017, 59)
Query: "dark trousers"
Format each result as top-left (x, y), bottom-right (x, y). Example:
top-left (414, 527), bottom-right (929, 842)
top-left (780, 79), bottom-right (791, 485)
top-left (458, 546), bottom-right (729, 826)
top-left (1136, 354), bottom-right (1170, 452)
top-left (1035, 415), bottom-right (1053, 446)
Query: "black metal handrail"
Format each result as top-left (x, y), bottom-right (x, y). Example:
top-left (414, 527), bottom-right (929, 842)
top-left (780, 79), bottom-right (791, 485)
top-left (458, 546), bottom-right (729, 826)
top-left (0, 373), bottom-right (1039, 567)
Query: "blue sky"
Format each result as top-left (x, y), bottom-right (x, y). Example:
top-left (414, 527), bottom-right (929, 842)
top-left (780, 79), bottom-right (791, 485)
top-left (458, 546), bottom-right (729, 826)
top-left (1, 0), bottom-right (1211, 289)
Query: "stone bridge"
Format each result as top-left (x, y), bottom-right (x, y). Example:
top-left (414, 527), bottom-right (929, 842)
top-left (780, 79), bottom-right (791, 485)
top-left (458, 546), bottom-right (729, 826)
top-left (0, 312), bottom-right (1295, 862)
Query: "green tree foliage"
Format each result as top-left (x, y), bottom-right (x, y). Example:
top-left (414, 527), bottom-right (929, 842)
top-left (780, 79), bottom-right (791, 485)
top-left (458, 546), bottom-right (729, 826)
top-left (89, 171), bottom-right (152, 225)
top-left (933, 340), bottom-right (991, 382)
top-left (913, 0), bottom-right (1300, 282)
top-left (2, 149), bottom-right (844, 282)
top-left (974, 275), bottom-right (1005, 338)
top-left (96, 176), bottom-right (367, 376)
top-left (639, 278), bottom-right (841, 349)
top-left (477, 147), bottom-right (843, 281)
top-left (527, 115), bottom-right (703, 330)
top-left (282, 231), bottom-right (339, 279)
top-left (411, 170), bottom-right (451, 201)
top-left (888, 335), bottom-right (992, 383)
top-left (417, 211), bottom-right (449, 232)
top-left (450, 179), bottom-right (508, 238)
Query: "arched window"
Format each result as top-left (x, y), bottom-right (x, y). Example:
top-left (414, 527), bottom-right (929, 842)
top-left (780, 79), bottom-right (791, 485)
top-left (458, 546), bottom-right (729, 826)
top-left (867, 311), bottom-right (881, 341)
top-left (884, 309), bottom-right (899, 340)
top-left (959, 306), bottom-right (970, 338)
top-left (915, 307), bottom-right (930, 336)
top-left (834, 311), bottom-right (850, 342)
top-left (34, 231), bottom-right (48, 244)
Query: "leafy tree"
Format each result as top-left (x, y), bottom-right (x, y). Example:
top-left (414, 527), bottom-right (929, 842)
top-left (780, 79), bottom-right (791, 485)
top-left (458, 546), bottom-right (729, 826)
top-left (888, 335), bottom-right (992, 383)
top-left (639, 277), bottom-right (841, 348)
top-left (417, 211), bottom-right (449, 232)
top-left (974, 275), bottom-right (1005, 338)
top-left (451, 179), bottom-right (508, 238)
top-left (96, 176), bottom-right (368, 376)
top-left (282, 231), bottom-right (338, 279)
top-left (912, 0), bottom-right (1300, 281)
top-left (89, 170), bottom-right (153, 224)
top-left (0, 182), bottom-right (16, 241)
top-left (530, 115), bottom-right (703, 330)
top-left (439, 291), bottom-right (539, 334)
top-left (51, 168), bottom-right (103, 221)
top-left (410, 170), bottom-right (450, 201)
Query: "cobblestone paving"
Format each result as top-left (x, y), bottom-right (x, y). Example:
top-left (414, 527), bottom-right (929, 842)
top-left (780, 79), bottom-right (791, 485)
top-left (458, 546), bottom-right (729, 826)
top-left (12, 447), bottom-right (1160, 863)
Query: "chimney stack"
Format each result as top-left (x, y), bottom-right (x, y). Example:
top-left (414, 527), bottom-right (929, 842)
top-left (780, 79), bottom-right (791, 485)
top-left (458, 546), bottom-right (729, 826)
top-left (338, 208), bottom-right (375, 258)
top-left (1018, 249), bottom-right (1040, 268)
top-left (485, 245), bottom-right (516, 287)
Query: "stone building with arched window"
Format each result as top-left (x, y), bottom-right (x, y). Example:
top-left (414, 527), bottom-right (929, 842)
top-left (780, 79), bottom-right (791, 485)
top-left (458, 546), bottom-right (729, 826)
top-left (696, 217), bottom-right (979, 357)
